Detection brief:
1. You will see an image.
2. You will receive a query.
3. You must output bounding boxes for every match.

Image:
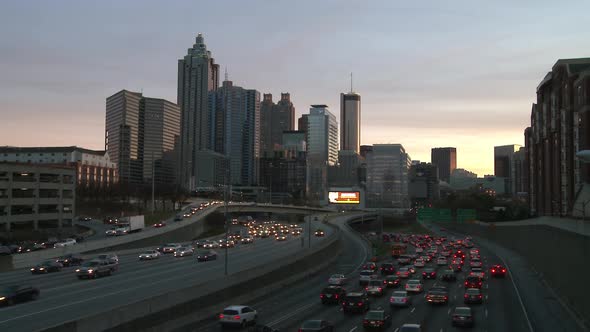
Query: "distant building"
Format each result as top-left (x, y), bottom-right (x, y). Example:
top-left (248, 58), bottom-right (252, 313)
top-left (260, 93), bottom-right (295, 156)
top-left (106, 90), bottom-right (180, 185)
top-left (258, 150), bottom-right (307, 204)
top-left (0, 146), bottom-right (117, 188)
top-left (360, 145), bottom-right (373, 159)
top-left (328, 150), bottom-right (363, 188)
top-left (366, 144), bottom-right (411, 208)
top-left (0, 163), bottom-right (75, 233)
top-left (494, 144), bottom-right (521, 195)
top-left (282, 131), bottom-right (306, 155)
top-left (512, 147), bottom-right (527, 198)
top-left (431, 147), bottom-right (456, 183)
top-left (450, 172), bottom-right (506, 195)
top-left (178, 33), bottom-right (220, 190)
top-left (409, 162), bottom-right (440, 207)
top-left (525, 58), bottom-right (590, 217)
top-left (340, 92), bottom-right (361, 154)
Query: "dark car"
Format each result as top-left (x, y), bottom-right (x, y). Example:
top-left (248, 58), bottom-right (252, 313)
top-left (464, 288), bottom-right (483, 304)
top-left (384, 275), bottom-right (400, 288)
top-left (452, 307), bottom-right (474, 327)
top-left (363, 310), bottom-right (392, 331)
top-left (247, 325), bottom-right (279, 332)
top-left (490, 264), bottom-right (507, 278)
top-left (299, 320), bottom-right (334, 332)
top-left (314, 229), bottom-right (325, 237)
top-left (0, 285), bottom-right (39, 306)
top-left (464, 276), bottom-right (483, 289)
top-left (30, 260), bottom-right (63, 274)
top-left (422, 268), bottom-right (437, 280)
top-left (320, 285), bottom-right (346, 304)
top-left (0, 246), bottom-right (11, 255)
top-left (380, 263), bottom-right (395, 275)
top-left (56, 254), bottom-right (84, 267)
top-left (440, 269), bottom-right (456, 282)
top-left (341, 292), bottom-right (370, 313)
top-left (426, 286), bottom-right (449, 304)
top-left (103, 216), bottom-right (118, 225)
top-left (196, 249), bottom-right (218, 261)
top-left (450, 263), bottom-right (463, 272)
top-left (174, 214), bottom-right (183, 222)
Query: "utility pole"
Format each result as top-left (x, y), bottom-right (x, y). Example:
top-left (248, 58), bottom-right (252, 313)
top-left (308, 205), bottom-right (312, 249)
top-left (224, 167), bottom-right (229, 276)
top-left (151, 151), bottom-right (155, 214)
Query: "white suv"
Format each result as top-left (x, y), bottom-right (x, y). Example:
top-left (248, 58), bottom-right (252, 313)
top-left (54, 238), bottom-right (76, 248)
top-left (219, 305), bottom-right (257, 328)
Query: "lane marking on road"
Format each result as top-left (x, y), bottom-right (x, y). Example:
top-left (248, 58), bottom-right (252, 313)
top-left (266, 302), bottom-right (316, 327)
top-left (410, 307), bottom-right (416, 313)
top-left (349, 327), bottom-right (358, 332)
top-left (485, 295), bottom-right (488, 300)
top-left (485, 308), bottom-right (488, 318)
top-left (440, 329), bottom-right (444, 332)
top-left (447, 308), bottom-right (451, 315)
top-left (394, 329), bottom-right (399, 332)
top-left (453, 295), bottom-right (457, 300)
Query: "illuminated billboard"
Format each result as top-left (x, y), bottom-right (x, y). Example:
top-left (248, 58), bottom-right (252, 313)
top-left (328, 191), bottom-right (360, 204)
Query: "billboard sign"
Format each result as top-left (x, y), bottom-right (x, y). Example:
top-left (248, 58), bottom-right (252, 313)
top-left (328, 191), bottom-right (360, 204)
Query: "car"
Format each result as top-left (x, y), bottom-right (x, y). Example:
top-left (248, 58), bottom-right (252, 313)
top-left (464, 276), bottom-right (483, 289)
top-left (464, 288), bottom-right (483, 304)
top-left (363, 262), bottom-right (378, 271)
top-left (328, 274), bottom-right (347, 285)
top-left (399, 323), bottom-right (422, 332)
top-left (440, 269), bottom-right (456, 282)
top-left (298, 320), bottom-right (334, 332)
top-left (320, 285), bottom-right (346, 304)
top-left (55, 254), bottom-right (84, 267)
top-left (470, 267), bottom-right (485, 279)
top-left (219, 305), bottom-right (257, 328)
top-left (390, 290), bottom-right (412, 307)
top-left (421, 255), bottom-right (431, 262)
top-left (183, 213), bottom-right (191, 218)
top-left (363, 310), bottom-right (392, 331)
top-left (105, 228), bottom-right (118, 236)
top-left (0, 285), bottom-right (40, 306)
top-left (415, 247), bottom-right (424, 253)
top-left (359, 270), bottom-right (378, 285)
top-left (451, 306), bottom-right (474, 327)
top-left (450, 263), bottom-right (463, 272)
top-left (174, 246), bottom-right (194, 257)
top-left (97, 253), bottom-right (119, 264)
top-left (139, 250), bottom-right (161, 260)
top-left (396, 267), bottom-right (411, 278)
top-left (219, 239), bottom-right (236, 248)
top-left (414, 259), bottom-right (425, 268)
top-left (30, 260), bottom-right (63, 274)
top-left (275, 234), bottom-right (287, 241)
top-left (196, 249), bottom-right (217, 261)
top-left (54, 238), bottom-right (77, 248)
top-left (365, 279), bottom-right (386, 296)
top-left (422, 268), bottom-right (436, 279)
top-left (174, 214), bottom-right (183, 222)
top-left (153, 221), bottom-right (166, 228)
top-left (202, 240), bottom-right (219, 249)
top-left (161, 243), bottom-right (182, 253)
top-left (103, 216), bottom-right (118, 224)
top-left (379, 263), bottom-right (395, 275)
top-left (247, 324), bottom-right (279, 332)
top-left (426, 286), bottom-right (449, 304)
top-left (436, 257), bottom-right (448, 266)
top-left (384, 275), bottom-right (401, 288)
top-left (470, 260), bottom-right (483, 268)
top-left (241, 235), bottom-right (254, 244)
top-left (490, 264), bottom-right (507, 277)
top-left (397, 255), bottom-right (411, 265)
top-left (341, 292), bottom-right (370, 313)
top-left (314, 229), bottom-right (325, 237)
top-left (405, 279), bottom-right (423, 293)
top-left (75, 259), bottom-right (116, 279)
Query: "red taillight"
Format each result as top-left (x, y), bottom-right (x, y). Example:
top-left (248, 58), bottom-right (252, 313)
top-left (491, 269), bottom-right (496, 273)
top-left (464, 294), bottom-right (469, 298)
top-left (363, 320), bottom-right (369, 325)
top-left (219, 314), bottom-right (224, 319)
top-left (358, 302), bottom-right (363, 306)
top-left (444, 296), bottom-right (448, 300)
top-left (320, 294), bottom-right (324, 298)
top-left (401, 298), bottom-right (407, 302)
top-left (478, 295), bottom-right (482, 298)
top-left (334, 294), bottom-right (339, 299)
top-left (234, 315), bottom-right (240, 320)
top-left (378, 287), bottom-right (382, 291)
top-left (502, 269), bottom-right (506, 272)
top-left (365, 287), bottom-right (369, 291)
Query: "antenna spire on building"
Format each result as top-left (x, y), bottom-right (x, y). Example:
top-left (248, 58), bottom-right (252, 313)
top-left (350, 72), bottom-right (353, 93)
top-left (225, 66), bottom-right (228, 81)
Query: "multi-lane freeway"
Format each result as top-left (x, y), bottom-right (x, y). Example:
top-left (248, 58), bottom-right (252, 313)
top-left (176, 215), bottom-right (584, 332)
top-left (0, 221), bottom-right (330, 331)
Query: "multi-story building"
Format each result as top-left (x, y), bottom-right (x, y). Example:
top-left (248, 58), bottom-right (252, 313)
top-left (431, 147), bottom-right (456, 183)
top-left (106, 90), bottom-right (180, 185)
top-left (409, 162), bottom-right (440, 207)
top-left (299, 105), bottom-right (338, 203)
top-left (0, 163), bottom-right (75, 233)
top-left (258, 150), bottom-right (307, 203)
top-left (360, 145), bottom-right (373, 159)
top-left (178, 33), bottom-right (220, 190)
top-left (366, 144), bottom-right (411, 208)
top-left (328, 150), bottom-right (363, 188)
top-left (282, 131), bottom-right (306, 155)
top-left (512, 147), bottom-right (527, 197)
top-left (526, 58), bottom-right (590, 216)
top-left (0, 146), bottom-right (117, 188)
top-left (340, 92), bottom-right (361, 154)
top-left (494, 144), bottom-right (521, 195)
top-left (260, 93), bottom-right (295, 157)
top-left (210, 80), bottom-right (260, 186)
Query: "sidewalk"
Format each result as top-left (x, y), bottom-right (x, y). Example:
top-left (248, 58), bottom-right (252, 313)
top-left (479, 216), bottom-right (590, 237)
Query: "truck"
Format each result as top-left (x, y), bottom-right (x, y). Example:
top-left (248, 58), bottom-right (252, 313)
top-left (115, 215), bottom-right (145, 235)
top-left (391, 243), bottom-right (406, 257)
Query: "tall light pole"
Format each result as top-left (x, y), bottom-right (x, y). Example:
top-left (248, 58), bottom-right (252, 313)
top-left (224, 167), bottom-right (229, 276)
top-left (308, 203), bottom-right (312, 249)
top-left (151, 151), bottom-right (155, 214)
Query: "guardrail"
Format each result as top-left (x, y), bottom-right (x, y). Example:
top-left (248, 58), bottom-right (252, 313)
top-left (42, 218), bottom-right (341, 332)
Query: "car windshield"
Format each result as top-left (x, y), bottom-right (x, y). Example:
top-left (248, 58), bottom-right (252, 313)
top-left (82, 261), bottom-right (99, 267)
top-left (407, 280), bottom-right (420, 285)
top-left (0, 286), bottom-right (18, 293)
top-left (223, 309), bottom-right (239, 315)
top-left (466, 289), bottom-right (480, 295)
top-left (301, 320), bottom-right (321, 328)
top-left (40, 260), bottom-right (53, 265)
top-left (330, 274), bottom-right (343, 278)
top-left (365, 311), bottom-right (384, 320)
top-left (368, 280), bottom-right (383, 286)
top-left (197, 251), bottom-right (211, 255)
top-left (345, 295), bottom-right (362, 301)
top-left (455, 308), bottom-right (472, 316)
top-left (398, 268), bottom-right (408, 272)
top-left (393, 291), bottom-right (407, 297)
top-left (323, 287), bottom-right (341, 294)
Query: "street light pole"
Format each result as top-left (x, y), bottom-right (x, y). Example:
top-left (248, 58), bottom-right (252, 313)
top-left (308, 205), bottom-right (312, 249)
top-left (151, 151), bottom-right (155, 214)
top-left (224, 168), bottom-right (229, 276)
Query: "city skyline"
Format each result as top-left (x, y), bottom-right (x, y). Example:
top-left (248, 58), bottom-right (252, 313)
top-left (1, 1), bottom-right (589, 176)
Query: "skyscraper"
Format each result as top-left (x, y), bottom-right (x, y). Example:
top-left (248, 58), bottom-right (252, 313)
top-left (210, 80), bottom-right (260, 186)
top-left (431, 147), bottom-right (457, 183)
top-left (106, 90), bottom-right (180, 185)
top-left (494, 144), bottom-right (522, 196)
top-left (260, 93), bottom-right (295, 157)
top-left (340, 91), bottom-right (361, 153)
top-left (178, 33), bottom-right (220, 190)
top-left (366, 144), bottom-right (412, 208)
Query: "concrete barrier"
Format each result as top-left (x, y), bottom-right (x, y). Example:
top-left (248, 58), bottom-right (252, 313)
top-left (41, 223), bottom-right (340, 332)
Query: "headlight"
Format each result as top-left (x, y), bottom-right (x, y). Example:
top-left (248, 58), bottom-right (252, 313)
top-left (88, 269), bottom-right (94, 273)
top-left (39, 268), bottom-right (45, 270)
top-left (30, 268), bottom-right (35, 271)
top-left (75, 269), bottom-right (80, 272)
top-left (0, 297), bottom-right (5, 301)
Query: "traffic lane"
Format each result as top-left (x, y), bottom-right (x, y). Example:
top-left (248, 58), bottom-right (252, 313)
top-left (0, 228), bottom-right (329, 331)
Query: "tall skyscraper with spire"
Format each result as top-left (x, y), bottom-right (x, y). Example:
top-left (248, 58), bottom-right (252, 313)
top-left (178, 33), bottom-right (220, 190)
top-left (340, 73), bottom-right (361, 154)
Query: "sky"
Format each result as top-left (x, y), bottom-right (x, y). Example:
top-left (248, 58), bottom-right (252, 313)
top-left (1, 0), bottom-right (588, 176)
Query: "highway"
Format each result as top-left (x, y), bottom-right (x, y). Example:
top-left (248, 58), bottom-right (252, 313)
top-left (178, 215), bottom-right (584, 332)
top-left (0, 221), bottom-right (330, 332)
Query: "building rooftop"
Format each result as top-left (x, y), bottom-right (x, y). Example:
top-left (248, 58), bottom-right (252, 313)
top-left (0, 146), bottom-right (106, 156)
